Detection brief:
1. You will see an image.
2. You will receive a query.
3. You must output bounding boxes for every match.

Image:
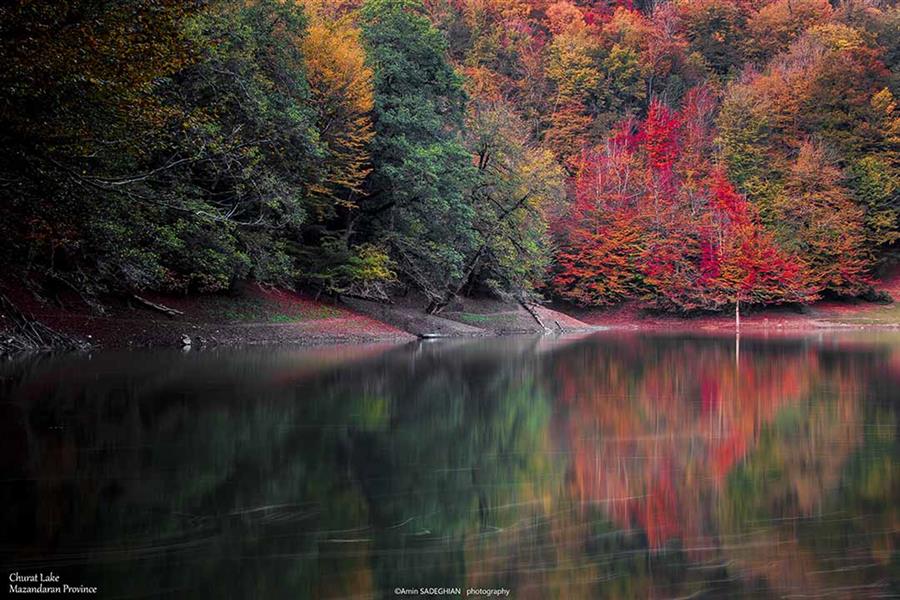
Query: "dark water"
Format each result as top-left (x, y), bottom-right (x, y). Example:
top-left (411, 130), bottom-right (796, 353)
top-left (1, 333), bottom-right (898, 599)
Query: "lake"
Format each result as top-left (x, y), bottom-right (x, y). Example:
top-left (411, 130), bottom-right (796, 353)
top-left (1, 332), bottom-right (897, 599)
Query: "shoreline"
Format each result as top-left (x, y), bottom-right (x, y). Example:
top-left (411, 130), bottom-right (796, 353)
top-left (4, 280), bottom-right (900, 355)
top-left (5, 311), bottom-right (900, 356)
top-left (576, 315), bottom-right (900, 333)
top-left (0, 283), bottom-right (597, 354)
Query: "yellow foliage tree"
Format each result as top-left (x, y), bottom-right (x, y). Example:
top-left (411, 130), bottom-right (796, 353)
top-left (746, 0), bottom-right (832, 62)
top-left (298, 0), bottom-right (375, 214)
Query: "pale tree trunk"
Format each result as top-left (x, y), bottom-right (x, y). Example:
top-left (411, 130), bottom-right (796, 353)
top-left (735, 298), bottom-right (741, 377)
top-left (518, 299), bottom-right (551, 333)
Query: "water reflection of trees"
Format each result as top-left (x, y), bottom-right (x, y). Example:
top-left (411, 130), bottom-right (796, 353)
top-left (1, 342), bottom-right (563, 598)
top-left (559, 336), bottom-right (842, 549)
top-left (1, 335), bottom-right (896, 598)
top-left (552, 335), bottom-right (897, 598)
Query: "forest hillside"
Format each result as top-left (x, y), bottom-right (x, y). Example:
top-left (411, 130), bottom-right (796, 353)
top-left (1, 0), bottom-right (898, 324)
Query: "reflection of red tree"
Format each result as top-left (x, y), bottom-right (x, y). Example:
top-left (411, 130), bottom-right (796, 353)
top-left (467, 336), bottom-right (871, 599)
top-left (636, 466), bottom-right (680, 547)
top-left (711, 430), bottom-right (747, 481)
top-left (561, 338), bottom-right (820, 552)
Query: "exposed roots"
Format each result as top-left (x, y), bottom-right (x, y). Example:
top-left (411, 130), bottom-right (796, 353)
top-left (0, 293), bottom-right (90, 356)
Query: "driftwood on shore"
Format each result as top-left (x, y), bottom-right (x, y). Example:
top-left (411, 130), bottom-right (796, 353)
top-left (133, 294), bottom-right (184, 317)
top-left (0, 293), bottom-right (89, 354)
top-left (518, 300), bottom-right (551, 333)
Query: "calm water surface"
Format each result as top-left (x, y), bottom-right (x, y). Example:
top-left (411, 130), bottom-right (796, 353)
top-left (1, 333), bottom-right (898, 599)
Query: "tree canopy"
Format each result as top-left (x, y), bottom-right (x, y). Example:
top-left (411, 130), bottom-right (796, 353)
top-left (1, 0), bottom-right (898, 313)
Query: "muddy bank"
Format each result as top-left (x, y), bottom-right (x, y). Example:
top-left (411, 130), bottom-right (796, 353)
top-left (0, 284), bottom-right (596, 354)
top-left (570, 300), bottom-right (900, 332)
top-left (0, 284), bottom-right (415, 353)
top-left (343, 295), bottom-right (594, 338)
top-left (6, 275), bottom-right (900, 356)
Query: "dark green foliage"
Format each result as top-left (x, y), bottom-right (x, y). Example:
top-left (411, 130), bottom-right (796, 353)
top-left (360, 0), bottom-right (478, 302)
top-left (295, 237), bottom-right (396, 300)
top-left (157, 0), bottom-right (327, 287)
top-left (0, 0), bottom-right (329, 294)
top-left (0, 1), bottom-right (195, 291)
top-left (678, 0), bottom-right (750, 77)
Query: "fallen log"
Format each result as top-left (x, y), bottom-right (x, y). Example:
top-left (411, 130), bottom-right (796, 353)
top-left (518, 300), bottom-right (551, 333)
top-left (133, 295), bottom-right (184, 317)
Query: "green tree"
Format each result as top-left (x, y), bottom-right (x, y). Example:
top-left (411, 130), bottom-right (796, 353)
top-left (0, 0), bottom-right (332, 294)
top-left (850, 154), bottom-right (900, 261)
top-left (166, 0), bottom-right (327, 287)
top-left (360, 0), bottom-right (478, 306)
top-left (771, 142), bottom-right (871, 296)
top-left (424, 98), bottom-right (566, 311)
top-left (676, 0), bottom-right (750, 78)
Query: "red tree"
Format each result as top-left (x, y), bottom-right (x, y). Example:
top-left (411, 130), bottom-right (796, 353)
top-left (705, 171), bottom-right (812, 322)
top-left (553, 92), bottom-right (812, 315)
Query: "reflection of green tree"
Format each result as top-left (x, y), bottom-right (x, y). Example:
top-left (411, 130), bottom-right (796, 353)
top-left (721, 391), bottom-right (896, 596)
top-left (723, 394), bottom-right (856, 531)
top-left (5, 352), bottom-right (394, 598)
top-left (5, 345), bottom-right (562, 598)
top-left (796, 406), bottom-right (899, 595)
top-left (347, 352), bottom-right (561, 594)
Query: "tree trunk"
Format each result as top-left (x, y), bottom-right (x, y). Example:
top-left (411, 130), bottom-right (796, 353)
top-left (133, 294), bottom-right (184, 317)
top-left (425, 296), bottom-right (447, 315)
top-left (735, 298), bottom-right (741, 331)
top-left (519, 299), bottom-right (551, 333)
top-left (426, 247), bottom-right (486, 315)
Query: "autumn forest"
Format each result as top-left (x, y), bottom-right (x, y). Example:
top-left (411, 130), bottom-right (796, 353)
top-left (2, 0), bottom-right (899, 315)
